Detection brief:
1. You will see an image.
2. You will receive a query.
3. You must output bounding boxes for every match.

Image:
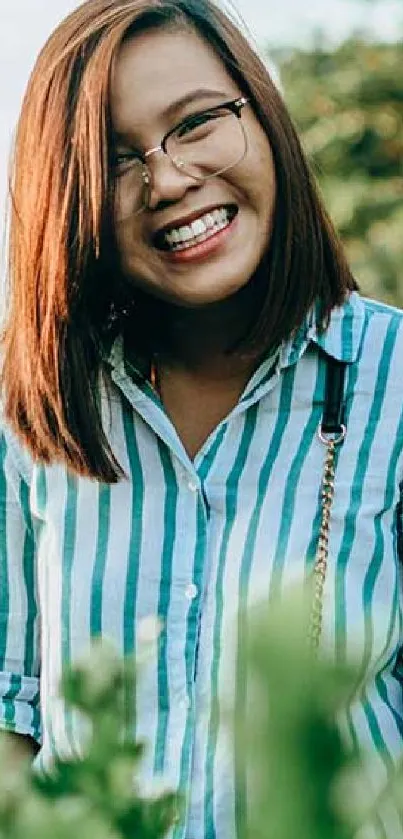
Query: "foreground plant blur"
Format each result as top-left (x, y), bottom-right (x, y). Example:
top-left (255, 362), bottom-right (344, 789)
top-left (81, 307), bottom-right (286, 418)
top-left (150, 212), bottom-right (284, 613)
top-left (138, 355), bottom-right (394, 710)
top-left (0, 641), bottom-right (178, 839)
top-left (0, 595), bottom-right (402, 838)
top-left (234, 590), bottom-right (403, 838)
top-left (234, 594), bottom-right (370, 839)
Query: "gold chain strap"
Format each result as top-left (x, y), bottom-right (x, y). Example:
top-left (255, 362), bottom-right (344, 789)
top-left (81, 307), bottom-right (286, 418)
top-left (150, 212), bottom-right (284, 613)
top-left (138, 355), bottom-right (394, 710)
top-left (308, 425), bottom-right (346, 650)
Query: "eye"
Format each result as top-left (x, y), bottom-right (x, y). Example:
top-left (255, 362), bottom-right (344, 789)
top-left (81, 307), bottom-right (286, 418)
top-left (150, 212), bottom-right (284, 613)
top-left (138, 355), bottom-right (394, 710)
top-left (112, 151), bottom-right (144, 177)
top-left (175, 109), bottom-right (223, 140)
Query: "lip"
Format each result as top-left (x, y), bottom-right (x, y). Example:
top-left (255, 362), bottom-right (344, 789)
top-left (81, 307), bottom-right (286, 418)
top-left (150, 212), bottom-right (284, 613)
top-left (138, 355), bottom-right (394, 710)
top-left (160, 211), bottom-right (238, 264)
top-left (152, 203), bottom-right (238, 248)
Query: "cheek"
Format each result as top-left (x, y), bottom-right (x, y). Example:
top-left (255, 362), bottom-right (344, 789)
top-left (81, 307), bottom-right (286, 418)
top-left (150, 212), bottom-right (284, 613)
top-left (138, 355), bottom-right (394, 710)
top-left (255, 145), bottom-right (276, 201)
top-left (114, 220), bottom-right (165, 284)
top-left (257, 152), bottom-right (276, 237)
top-left (114, 206), bottom-right (142, 252)
top-left (114, 169), bottom-right (144, 223)
top-left (114, 217), bottom-right (143, 272)
top-left (242, 145), bottom-right (276, 258)
top-left (113, 221), bottom-right (130, 268)
top-left (246, 155), bottom-right (276, 243)
top-left (238, 132), bottom-right (276, 212)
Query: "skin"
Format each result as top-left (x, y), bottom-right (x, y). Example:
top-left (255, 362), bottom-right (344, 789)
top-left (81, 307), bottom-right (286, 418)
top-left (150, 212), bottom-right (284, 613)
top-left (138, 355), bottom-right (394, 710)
top-left (110, 26), bottom-right (277, 456)
top-left (8, 733), bottom-right (39, 759)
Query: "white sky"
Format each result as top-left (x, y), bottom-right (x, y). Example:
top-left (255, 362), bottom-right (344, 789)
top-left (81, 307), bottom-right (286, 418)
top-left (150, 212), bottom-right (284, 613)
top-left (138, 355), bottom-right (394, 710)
top-left (0, 0), bottom-right (402, 226)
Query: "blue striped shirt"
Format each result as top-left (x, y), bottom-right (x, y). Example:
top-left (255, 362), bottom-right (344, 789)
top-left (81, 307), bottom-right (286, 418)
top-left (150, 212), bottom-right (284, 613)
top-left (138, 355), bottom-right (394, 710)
top-left (1, 292), bottom-right (403, 838)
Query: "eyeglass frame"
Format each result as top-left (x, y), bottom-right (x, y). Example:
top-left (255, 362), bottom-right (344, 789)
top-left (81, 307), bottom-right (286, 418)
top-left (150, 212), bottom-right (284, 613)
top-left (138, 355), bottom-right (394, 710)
top-left (112, 95), bottom-right (250, 216)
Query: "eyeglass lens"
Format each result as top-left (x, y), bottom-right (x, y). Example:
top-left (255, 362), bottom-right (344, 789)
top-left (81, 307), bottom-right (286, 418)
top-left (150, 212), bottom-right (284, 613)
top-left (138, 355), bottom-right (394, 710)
top-left (114, 107), bottom-right (247, 221)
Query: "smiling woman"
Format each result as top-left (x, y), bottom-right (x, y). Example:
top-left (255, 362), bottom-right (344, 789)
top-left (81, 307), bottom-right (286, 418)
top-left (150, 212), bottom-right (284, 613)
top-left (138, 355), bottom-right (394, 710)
top-left (0, 2), bottom-right (403, 838)
top-left (111, 27), bottom-right (276, 310)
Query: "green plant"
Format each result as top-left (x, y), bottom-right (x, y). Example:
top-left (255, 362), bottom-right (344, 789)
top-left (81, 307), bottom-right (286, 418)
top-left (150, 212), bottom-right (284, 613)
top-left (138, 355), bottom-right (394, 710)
top-left (0, 641), bottom-right (178, 839)
top-left (273, 37), bottom-right (403, 307)
top-left (1, 597), bottom-right (403, 839)
top-left (234, 590), bottom-right (403, 839)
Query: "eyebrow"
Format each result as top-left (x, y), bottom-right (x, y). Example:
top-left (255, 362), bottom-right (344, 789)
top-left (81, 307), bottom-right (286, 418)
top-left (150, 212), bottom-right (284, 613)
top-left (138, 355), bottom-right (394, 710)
top-left (112, 88), bottom-right (231, 142)
top-left (162, 88), bottom-right (231, 120)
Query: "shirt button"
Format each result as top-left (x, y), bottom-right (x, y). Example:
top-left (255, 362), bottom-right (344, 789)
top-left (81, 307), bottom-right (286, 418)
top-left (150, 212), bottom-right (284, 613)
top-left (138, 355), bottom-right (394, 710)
top-left (187, 479), bottom-right (199, 493)
top-left (181, 695), bottom-right (191, 710)
top-left (185, 583), bottom-right (198, 601)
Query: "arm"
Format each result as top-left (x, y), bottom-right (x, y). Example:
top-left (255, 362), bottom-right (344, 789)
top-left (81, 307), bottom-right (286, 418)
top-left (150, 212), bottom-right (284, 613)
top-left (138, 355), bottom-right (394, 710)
top-left (0, 428), bottom-right (41, 754)
top-left (6, 732), bottom-right (40, 758)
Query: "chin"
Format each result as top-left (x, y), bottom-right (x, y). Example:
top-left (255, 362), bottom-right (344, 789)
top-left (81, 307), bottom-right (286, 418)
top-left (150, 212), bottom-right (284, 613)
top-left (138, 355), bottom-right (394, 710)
top-left (124, 250), bottom-right (258, 308)
top-left (170, 277), bottom-right (252, 308)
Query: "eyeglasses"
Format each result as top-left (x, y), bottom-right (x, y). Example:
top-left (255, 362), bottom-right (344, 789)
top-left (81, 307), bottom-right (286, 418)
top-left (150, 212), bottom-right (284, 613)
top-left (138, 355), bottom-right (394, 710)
top-left (113, 96), bottom-right (249, 220)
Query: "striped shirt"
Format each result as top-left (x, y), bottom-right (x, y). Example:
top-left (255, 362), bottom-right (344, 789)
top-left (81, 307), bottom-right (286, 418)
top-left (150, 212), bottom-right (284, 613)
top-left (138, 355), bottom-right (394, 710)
top-left (1, 291), bottom-right (403, 839)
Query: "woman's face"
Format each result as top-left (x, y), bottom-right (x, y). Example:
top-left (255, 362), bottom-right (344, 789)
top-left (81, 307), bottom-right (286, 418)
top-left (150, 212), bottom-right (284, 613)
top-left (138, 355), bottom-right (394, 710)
top-left (110, 26), bottom-right (276, 308)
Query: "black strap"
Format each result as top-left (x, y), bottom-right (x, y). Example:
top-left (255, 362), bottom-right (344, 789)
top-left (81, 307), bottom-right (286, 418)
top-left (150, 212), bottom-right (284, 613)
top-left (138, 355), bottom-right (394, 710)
top-left (321, 357), bottom-right (347, 434)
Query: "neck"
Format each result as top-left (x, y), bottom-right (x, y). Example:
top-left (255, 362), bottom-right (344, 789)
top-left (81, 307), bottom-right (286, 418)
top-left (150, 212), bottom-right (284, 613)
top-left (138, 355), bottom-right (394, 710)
top-left (154, 278), bottom-right (264, 376)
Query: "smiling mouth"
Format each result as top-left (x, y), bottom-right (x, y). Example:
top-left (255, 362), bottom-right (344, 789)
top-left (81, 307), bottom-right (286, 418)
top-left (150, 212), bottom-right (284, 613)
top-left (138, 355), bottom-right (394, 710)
top-left (153, 205), bottom-right (238, 253)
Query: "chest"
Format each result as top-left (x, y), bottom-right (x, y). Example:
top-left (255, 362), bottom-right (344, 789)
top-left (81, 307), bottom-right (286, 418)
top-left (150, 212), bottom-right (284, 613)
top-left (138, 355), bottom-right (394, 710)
top-left (31, 372), bottom-right (402, 673)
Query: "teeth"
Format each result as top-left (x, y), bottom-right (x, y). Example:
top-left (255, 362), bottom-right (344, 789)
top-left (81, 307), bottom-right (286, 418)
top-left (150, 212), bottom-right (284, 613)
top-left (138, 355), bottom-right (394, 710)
top-left (191, 218), bottom-right (207, 236)
top-left (178, 225), bottom-right (193, 241)
top-left (164, 207), bottom-right (231, 248)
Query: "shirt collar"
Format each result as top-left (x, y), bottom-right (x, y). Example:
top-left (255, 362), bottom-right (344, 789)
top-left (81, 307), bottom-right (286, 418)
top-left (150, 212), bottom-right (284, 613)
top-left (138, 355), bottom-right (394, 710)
top-left (105, 292), bottom-right (366, 382)
top-left (104, 334), bottom-right (150, 384)
top-left (280, 291), bottom-right (365, 369)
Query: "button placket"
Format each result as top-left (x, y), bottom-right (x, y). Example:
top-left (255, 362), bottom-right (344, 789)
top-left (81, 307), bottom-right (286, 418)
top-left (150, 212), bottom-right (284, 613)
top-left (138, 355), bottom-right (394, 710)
top-left (180, 694), bottom-right (192, 710)
top-left (185, 583), bottom-right (198, 601)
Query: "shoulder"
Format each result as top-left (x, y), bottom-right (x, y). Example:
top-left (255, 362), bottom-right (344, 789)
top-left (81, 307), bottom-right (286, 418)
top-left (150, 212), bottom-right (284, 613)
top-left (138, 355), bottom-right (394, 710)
top-left (316, 293), bottom-right (403, 420)
top-left (311, 292), bottom-right (403, 367)
top-left (361, 295), bottom-right (403, 325)
top-left (347, 298), bottom-right (403, 447)
top-left (358, 295), bottom-right (403, 369)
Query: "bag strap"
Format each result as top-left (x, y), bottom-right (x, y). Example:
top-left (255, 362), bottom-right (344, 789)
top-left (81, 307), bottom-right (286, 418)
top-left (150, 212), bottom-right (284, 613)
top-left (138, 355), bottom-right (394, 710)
top-left (308, 355), bottom-right (347, 650)
top-left (321, 357), bottom-right (347, 435)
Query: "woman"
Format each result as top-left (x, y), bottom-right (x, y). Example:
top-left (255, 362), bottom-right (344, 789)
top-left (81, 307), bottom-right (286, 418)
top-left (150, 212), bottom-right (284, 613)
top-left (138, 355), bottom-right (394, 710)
top-left (0, 0), bottom-right (402, 836)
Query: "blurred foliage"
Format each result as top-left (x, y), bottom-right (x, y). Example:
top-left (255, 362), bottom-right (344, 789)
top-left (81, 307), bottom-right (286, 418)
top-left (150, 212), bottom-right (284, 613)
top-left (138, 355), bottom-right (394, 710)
top-left (272, 36), bottom-right (403, 307)
top-left (235, 590), bottom-right (403, 839)
top-left (0, 641), bottom-right (178, 839)
top-left (1, 600), bottom-right (403, 838)
top-left (234, 594), bottom-right (358, 839)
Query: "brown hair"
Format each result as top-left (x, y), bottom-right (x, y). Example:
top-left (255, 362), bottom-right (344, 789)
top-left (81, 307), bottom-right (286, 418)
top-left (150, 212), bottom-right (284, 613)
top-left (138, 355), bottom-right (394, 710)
top-left (1, 0), bottom-right (357, 482)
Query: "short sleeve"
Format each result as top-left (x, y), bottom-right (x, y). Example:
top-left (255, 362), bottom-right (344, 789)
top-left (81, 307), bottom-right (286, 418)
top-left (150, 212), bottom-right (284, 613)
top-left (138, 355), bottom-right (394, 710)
top-left (0, 429), bottom-right (41, 743)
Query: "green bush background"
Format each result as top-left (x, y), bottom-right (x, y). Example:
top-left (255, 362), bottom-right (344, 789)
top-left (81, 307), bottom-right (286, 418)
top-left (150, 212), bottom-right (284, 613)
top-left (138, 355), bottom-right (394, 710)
top-left (269, 2), bottom-right (403, 308)
top-left (2, 596), bottom-right (402, 839)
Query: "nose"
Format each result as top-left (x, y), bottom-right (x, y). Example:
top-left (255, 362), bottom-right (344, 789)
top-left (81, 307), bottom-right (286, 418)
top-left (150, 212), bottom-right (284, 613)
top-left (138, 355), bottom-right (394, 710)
top-left (145, 148), bottom-right (199, 211)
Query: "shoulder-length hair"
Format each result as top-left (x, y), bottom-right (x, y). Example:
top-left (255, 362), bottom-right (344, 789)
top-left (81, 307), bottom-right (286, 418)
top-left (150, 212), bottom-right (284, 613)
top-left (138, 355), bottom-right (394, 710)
top-left (1, 0), bottom-right (357, 483)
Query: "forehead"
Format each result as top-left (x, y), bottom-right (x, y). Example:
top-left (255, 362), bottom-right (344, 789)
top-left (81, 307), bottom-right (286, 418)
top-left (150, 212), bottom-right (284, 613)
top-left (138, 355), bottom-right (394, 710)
top-left (110, 27), bottom-right (239, 135)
